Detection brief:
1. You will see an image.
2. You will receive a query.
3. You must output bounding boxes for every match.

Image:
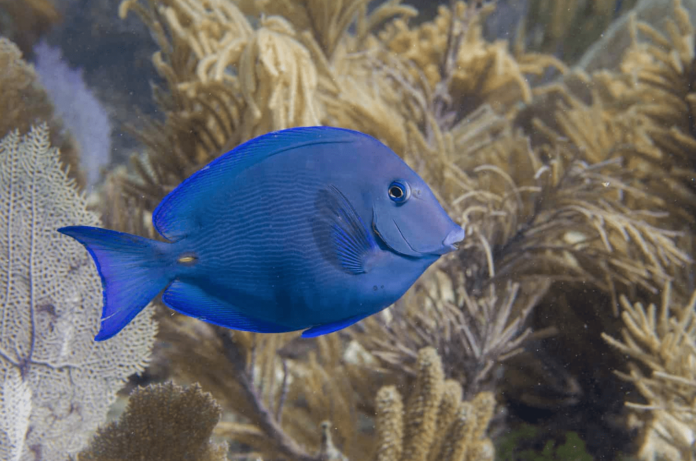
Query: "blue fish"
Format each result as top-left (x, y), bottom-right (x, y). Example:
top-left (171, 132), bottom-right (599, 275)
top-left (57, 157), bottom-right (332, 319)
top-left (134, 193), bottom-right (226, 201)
top-left (58, 127), bottom-right (465, 341)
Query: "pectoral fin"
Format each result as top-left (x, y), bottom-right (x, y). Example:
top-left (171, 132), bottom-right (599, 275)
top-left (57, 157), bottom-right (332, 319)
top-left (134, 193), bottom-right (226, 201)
top-left (313, 185), bottom-right (378, 275)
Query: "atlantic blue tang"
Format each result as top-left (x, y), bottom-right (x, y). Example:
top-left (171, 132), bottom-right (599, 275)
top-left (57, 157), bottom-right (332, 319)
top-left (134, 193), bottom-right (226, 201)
top-left (58, 126), bottom-right (465, 341)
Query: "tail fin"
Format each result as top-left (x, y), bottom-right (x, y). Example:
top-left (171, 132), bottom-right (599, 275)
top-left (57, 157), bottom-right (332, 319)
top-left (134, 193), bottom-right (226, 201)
top-left (58, 226), bottom-right (172, 341)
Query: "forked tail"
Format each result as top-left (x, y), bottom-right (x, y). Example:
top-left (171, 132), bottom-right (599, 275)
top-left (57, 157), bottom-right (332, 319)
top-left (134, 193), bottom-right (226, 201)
top-left (58, 226), bottom-right (172, 340)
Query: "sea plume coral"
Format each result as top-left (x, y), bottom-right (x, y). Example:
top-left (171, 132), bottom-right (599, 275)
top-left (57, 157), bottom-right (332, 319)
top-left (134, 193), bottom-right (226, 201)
top-left (0, 125), bottom-right (156, 460)
top-left (603, 283), bottom-right (696, 460)
top-left (115, 0), bottom-right (422, 209)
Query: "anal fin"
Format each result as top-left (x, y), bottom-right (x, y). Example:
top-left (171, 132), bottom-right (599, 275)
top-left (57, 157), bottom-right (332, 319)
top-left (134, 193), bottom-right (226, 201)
top-left (163, 281), bottom-right (290, 333)
top-left (301, 312), bottom-right (371, 338)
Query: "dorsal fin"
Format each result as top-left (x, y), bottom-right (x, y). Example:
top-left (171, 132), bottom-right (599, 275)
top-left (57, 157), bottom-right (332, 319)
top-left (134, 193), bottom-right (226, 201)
top-left (152, 126), bottom-right (363, 240)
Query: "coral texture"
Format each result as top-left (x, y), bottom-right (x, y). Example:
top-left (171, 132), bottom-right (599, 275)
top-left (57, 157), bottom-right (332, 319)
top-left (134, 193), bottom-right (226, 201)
top-left (79, 382), bottom-right (228, 461)
top-left (6, 0), bottom-right (696, 460)
top-left (0, 37), bottom-right (83, 187)
top-left (0, 0), bottom-right (59, 55)
top-left (603, 284), bottom-right (696, 460)
top-left (373, 348), bottom-right (496, 461)
top-left (51, 0), bottom-right (696, 458)
top-left (0, 125), bottom-right (156, 460)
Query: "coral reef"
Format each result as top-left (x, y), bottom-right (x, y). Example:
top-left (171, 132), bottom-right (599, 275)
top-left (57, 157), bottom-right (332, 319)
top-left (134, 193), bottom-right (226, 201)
top-left (578, 0), bottom-right (696, 72)
top-left (157, 319), bottom-right (370, 460)
top-left (78, 382), bottom-right (228, 461)
top-left (3, 0), bottom-right (696, 459)
top-left (103, 0), bottom-right (696, 458)
top-left (0, 125), bottom-right (156, 460)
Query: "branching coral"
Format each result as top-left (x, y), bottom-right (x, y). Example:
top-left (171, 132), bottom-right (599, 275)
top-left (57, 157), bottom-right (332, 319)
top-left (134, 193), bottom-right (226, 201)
top-left (618, 0), bottom-right (696, 204)
top-left (0, 37), bottom-right (82, 186)
top-left (353, 278), bottom-right (540, 397)
top-left (154, 319), bottom-right (303, 459)
top-left (351, 103), bottom-right (689, 401)
top-left (115, 0), bottom-right (564, 209)
top-left (529, 0), bottom-right (696, 224)
top-left (603, 283), bottom-right (696, 460)
top-left (0, 125), bottom-right (156, 460)
top-left (373, 348), bottom-right (496, 461)
top-left (158, 316), bottom-right (379, 460)
top-left (78, 382), bottom-right (228, 461)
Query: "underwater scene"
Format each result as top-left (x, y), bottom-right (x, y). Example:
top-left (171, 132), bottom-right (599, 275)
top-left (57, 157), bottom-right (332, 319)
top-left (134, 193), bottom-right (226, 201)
top-left (2, 0), bottom-right (696, 459)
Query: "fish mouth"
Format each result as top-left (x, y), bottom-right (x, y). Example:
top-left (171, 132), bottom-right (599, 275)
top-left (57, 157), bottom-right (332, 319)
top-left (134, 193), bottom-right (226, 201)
top-left (442, 227), bottom-right (466, 253)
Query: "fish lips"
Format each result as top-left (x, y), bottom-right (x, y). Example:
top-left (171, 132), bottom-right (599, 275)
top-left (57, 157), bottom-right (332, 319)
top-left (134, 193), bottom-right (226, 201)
top-left (440, 226), bottom-right (466, 253)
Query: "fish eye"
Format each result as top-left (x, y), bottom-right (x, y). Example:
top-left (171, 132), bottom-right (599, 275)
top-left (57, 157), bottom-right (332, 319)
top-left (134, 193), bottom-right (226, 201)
top-left (388, 180), bottom-right (410, 203)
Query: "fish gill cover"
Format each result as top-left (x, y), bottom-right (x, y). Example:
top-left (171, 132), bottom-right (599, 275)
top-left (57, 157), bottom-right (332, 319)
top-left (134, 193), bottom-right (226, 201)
top-left (1, 0), bottom-right (696, 460)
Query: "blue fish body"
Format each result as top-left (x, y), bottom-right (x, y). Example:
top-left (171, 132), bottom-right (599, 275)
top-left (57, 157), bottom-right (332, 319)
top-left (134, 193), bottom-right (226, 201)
top-left (59, 127), bottom-right (465, 340)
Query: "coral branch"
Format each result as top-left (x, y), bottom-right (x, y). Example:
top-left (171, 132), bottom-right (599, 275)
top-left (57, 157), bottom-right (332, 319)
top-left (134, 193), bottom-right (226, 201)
top-left (218, 329), bottom-right (321, 461)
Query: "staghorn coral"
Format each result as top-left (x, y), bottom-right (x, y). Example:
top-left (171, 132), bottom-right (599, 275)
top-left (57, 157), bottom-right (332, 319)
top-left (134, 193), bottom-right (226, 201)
top-left (603, 283), bottom-right (696, 460)
top-left (0, 125), bottom-right (156, 460)
top-left (78, 382), bottom-right (228, 461)
top-left (373, 348), bottom-right (496, 461)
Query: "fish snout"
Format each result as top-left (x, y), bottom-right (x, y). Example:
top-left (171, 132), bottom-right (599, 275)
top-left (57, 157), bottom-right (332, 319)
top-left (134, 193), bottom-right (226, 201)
top-left (442, 226), bottom-right (466, 252)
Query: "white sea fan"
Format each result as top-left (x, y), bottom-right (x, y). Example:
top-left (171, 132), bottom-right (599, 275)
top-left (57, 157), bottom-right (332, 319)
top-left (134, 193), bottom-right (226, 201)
top-left (0, 368), bottom-right (32, 461)
top-left (33, 41), bottom-right (112, 190)
top-left (0, 125), bottom-right (156, 460)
